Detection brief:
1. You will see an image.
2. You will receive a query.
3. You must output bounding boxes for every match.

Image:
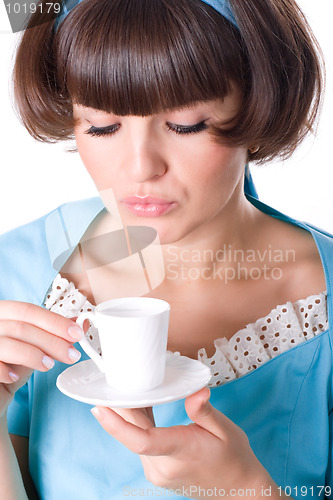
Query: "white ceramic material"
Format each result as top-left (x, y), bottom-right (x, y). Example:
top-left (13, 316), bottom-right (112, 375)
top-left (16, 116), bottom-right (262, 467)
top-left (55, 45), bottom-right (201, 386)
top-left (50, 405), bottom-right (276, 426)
top-left (77, 297), bottom-right (170, 392)
top-left (56, 352), bottom-right (212, 408)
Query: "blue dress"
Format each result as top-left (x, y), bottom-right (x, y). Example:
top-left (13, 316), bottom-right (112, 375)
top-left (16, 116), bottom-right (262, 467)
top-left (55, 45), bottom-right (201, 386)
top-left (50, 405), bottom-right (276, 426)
top-left (1, 189), bottom-right (333, 500)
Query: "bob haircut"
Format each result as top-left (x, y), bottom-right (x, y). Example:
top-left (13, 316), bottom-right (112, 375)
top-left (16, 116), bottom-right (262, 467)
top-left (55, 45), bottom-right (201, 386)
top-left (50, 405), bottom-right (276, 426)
top-left (13, 0), bottom-right (323, 162)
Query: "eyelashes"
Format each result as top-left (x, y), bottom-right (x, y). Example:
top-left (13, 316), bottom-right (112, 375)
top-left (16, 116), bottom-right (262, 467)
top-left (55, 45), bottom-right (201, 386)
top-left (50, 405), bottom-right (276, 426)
top-left (85, 120), bottom-right (208, 138)
top-left (85, 124), bottom-right (120, 137)
top-left (166, 121), bottom-right (208, 135)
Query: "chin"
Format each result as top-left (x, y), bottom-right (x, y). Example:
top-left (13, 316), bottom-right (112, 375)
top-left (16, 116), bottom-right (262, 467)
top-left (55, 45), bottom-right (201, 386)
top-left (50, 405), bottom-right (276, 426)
top-left (123, 218), bottom-right (183, 245)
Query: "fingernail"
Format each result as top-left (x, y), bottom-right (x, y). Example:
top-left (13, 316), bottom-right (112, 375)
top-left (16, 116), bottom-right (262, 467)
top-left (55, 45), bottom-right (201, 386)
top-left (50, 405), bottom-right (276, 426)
top-left (204, 387), bottom-right (211, 398)
top-left (201, 387), bottom-right (211, 405)
top-left (68, 325), bottom-right (84, 341)
top-left (42, 355), bottom-right (55, 369)
top-left (9, 371), bottom-right (19, 382)
top-left (91, 407), bottom-right (104, 421)
top-left (68, 347), bottom-right (81, 362)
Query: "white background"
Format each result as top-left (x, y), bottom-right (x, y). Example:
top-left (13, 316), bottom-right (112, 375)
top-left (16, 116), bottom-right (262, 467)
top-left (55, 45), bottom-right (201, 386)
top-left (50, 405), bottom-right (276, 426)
top-left (0, 1), bottom-right (332, 234)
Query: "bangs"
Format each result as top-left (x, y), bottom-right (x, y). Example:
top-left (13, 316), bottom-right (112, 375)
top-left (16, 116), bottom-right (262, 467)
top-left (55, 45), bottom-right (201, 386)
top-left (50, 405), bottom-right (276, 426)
top-left (14, 0), bottom-right (323, 160)
top-left (55, 0), bottom-right (244, 116)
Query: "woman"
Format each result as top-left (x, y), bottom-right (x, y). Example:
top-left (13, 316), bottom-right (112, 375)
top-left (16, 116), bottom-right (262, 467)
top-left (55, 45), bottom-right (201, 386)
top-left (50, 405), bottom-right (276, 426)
top-left (0, 0), bottom-right (331, 498)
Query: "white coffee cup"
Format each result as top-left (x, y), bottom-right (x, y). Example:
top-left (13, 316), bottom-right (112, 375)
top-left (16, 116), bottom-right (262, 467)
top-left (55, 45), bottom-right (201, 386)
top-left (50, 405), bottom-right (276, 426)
top-left (76, 297), bottom-right (170, 392)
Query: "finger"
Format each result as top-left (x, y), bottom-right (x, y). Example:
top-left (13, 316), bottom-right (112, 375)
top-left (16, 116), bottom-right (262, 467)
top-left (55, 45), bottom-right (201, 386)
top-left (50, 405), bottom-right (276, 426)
top-left (145, 406), bottom-right (155, 424)
top-left (185, 387), bottom-right (236, 440)
top-left (0, 301), bottom-right (84, 342)
top-left (0, 336), bottom-right (59, 372)
top-left (0, 332), bottom-right (81, 370)
top-left (110, 407), bottom-right (155, 430)
top-left (0, 360), bottom-right (20, 384)
top-left (0, 320), bottom-right (81, 364)
top-left (70, 316), bottom-right (89, 334)
top-left (0, 319), bottom-right (61, 348)
top-left (91, 407), bottom-right (186, 456)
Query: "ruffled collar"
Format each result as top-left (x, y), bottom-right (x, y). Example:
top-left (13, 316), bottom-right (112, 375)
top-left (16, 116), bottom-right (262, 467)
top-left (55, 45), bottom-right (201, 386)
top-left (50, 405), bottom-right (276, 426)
top-left (44, 274), bottom-right (328, 388)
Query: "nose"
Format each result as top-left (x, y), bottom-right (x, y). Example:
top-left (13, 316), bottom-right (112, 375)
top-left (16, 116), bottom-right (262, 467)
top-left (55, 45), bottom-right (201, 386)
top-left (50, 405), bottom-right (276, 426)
top-left (125, 127), bottom-right (167, 183)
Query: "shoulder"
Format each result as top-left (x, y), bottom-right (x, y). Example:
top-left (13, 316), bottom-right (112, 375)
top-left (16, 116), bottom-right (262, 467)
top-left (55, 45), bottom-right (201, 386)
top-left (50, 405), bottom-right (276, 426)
top-left (261, 214), bottom-right (328, 297)
top-left (248, 195), bottom-right (333, 293)
top-left (0, 197), bottom-right (104, 304)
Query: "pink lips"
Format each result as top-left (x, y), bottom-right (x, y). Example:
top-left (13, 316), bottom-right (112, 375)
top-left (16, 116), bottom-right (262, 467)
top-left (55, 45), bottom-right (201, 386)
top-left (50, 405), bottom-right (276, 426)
top-left (121, 196), bottom-right (176, 217)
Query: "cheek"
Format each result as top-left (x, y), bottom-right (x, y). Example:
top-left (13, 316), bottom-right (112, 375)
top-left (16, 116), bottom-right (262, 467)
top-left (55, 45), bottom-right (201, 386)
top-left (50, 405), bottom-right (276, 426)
top-left (75, 133), bottom-right (94, 165)
top-left (75, 134), bottom-right (110, 184)
top-left (189, 146), bottom-right (246, 192)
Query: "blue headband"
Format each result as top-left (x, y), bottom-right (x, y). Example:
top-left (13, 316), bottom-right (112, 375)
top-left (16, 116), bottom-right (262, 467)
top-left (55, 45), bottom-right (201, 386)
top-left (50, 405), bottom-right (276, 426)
top-left (55, 0), bottom-right (238, 30)
top-left (200, 0), bottom-right (238, 28)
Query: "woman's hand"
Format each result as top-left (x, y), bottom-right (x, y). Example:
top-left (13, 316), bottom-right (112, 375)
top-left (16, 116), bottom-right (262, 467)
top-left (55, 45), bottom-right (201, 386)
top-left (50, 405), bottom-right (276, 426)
top-left (0, 300), bottom-right (83, 418)
top-left (91, 388), bottom-right (279, 499)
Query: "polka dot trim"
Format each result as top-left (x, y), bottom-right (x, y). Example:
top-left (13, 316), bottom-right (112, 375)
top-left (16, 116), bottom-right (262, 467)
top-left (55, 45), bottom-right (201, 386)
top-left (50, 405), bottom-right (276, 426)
top-left (43, 274), bottom-right (101, 356)
top-left (44, 275), bottom-right (328, 389)
top-left (198, 291), bottom-right (328, 388)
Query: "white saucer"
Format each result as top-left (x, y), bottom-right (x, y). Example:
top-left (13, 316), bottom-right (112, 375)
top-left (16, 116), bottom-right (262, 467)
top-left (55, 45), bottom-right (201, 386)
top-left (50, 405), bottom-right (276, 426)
top-left (56, 352), bottom-right (211, 408)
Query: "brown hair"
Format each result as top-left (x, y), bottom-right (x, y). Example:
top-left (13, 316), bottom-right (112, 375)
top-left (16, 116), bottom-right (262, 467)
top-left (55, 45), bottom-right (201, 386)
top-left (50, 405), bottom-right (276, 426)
top-left (13, 0), bottom-right (324, 162)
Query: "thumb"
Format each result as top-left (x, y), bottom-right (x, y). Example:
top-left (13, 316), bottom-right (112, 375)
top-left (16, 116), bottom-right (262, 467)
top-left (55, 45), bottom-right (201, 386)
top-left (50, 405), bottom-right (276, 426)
top-left (185, 387), bottom-right (235, 440)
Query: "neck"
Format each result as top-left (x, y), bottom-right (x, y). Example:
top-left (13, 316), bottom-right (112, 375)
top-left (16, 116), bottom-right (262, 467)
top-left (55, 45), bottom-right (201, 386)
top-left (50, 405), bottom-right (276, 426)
top-left (162, 185), bottom-right (260, 282)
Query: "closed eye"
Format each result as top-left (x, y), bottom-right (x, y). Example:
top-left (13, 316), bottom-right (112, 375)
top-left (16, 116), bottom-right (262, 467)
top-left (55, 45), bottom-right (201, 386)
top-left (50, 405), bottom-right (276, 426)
top-left (84, 120), bottom-right (208, 137)
top-left (85, 124), bottom-right (120, 137)
top-left (166, 120), bottom-right (208, 135)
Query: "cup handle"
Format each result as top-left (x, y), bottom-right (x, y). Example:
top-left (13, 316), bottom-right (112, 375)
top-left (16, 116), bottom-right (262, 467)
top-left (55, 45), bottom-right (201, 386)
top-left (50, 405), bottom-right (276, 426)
top-left (76, 312), bottom-right (105, 373)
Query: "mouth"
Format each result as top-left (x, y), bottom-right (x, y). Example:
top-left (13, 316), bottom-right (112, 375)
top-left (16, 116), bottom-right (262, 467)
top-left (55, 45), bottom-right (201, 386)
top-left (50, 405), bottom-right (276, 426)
top-left (121, 196), bottom-right (177, 218)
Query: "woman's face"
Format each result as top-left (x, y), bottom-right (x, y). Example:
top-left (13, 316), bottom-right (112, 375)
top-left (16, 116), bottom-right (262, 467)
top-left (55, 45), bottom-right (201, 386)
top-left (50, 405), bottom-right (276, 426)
top-left (73, 93), bottom-right (248, 244)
